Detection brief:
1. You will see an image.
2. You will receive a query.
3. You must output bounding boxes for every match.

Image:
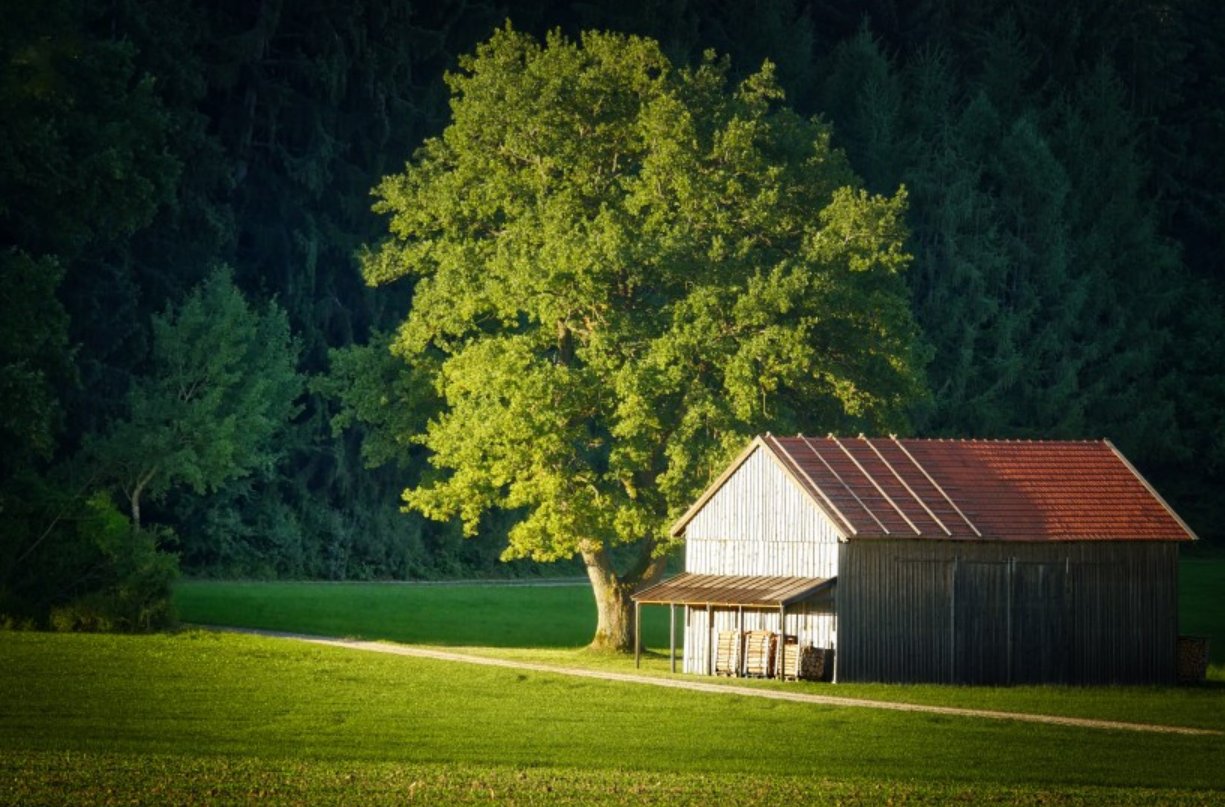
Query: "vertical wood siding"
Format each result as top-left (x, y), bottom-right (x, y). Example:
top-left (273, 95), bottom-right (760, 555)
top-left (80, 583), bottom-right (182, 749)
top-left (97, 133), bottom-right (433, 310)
top-left (685, 446), bottom-right (842, 578)
top-left (838, 541), bottom-right (1179, 684)
top-left (681, 447), bottom-right (842, 673)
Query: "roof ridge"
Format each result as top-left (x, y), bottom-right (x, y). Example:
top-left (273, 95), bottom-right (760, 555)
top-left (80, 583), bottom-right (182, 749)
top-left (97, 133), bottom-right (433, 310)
top-left (788, 434), bottom-right (1109, 445)
top-left (672, 434), bottom-right (1193, 544)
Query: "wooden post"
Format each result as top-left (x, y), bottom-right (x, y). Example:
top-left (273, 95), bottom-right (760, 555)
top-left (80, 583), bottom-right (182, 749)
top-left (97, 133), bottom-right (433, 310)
top-left (706, 604), bottom-right (713, 675)
top-left (796, 604), bottom-right (803, 662)
top-left (737, 606), bottom-right (744, 676)
top-left (832, 586), bottom-right (839, 684)
top-left (669, 603), bottom-right (676, 674)
top-left (777, 604), bottom-right (786, 680)
top-left (634, 601), bottom-right (641, 668)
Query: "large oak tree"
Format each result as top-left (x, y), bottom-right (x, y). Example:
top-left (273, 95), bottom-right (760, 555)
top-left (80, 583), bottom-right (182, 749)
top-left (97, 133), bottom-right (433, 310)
top-left (364, 26), bottom-right (927, 651)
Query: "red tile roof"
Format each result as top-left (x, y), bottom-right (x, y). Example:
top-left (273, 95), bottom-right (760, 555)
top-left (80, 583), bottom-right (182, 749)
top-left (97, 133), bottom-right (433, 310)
top-left (673, 435), bottom-right (1196, 542)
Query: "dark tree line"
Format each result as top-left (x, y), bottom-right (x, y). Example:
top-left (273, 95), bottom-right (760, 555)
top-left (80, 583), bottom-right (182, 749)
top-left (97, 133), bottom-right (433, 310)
top-left (2, 0), bottom-right (1222, 628)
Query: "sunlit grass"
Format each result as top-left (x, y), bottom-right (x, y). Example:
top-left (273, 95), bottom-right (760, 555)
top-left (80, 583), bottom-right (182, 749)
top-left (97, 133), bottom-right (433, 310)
top-left (2, 556), bottom-right (1216, 803)
top-left (173, 556), bottom-right (1225, 733)
top-left (1, 631), bottom-right (1223, 804)
top-left (2, 749), bottom-right (1218, 806)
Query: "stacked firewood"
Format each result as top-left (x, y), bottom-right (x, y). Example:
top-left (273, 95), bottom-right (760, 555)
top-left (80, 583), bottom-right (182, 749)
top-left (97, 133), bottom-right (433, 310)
top-left (782, 643), bottom-right (829, 681)
top-left (1177, 635), bottom-right (1210, 683)
top-left (743, 630), bottom-right (774, 677)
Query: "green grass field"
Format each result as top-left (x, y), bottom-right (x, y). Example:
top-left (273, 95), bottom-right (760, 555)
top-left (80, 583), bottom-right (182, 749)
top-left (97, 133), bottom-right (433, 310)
top-left (1180, 556), bottom-right (1224, 663)
top-left (173, 579), bottom-right (674, 648)
top-left (1, 556), bottom-right (1221, 804)
top-left (2, 631), bottom-right (1224, 805)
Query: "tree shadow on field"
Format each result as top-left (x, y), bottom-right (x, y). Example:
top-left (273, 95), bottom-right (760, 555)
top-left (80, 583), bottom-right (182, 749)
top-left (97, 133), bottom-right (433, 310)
top-left (175, 580), bottom-right (672, 650)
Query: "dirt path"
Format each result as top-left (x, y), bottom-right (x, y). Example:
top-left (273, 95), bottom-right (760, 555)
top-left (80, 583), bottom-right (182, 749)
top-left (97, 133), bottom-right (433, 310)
top-left (211, 626), bottom-right (1219, 737)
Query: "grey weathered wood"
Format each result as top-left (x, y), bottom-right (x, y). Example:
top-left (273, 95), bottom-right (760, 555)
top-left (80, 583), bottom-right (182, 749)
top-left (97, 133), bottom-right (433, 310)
top-left (706, 604), bottom-right (713, 675)
top-left (777, 604), bottom-right (786, 678)
top-left (838, 540), bottom-right (1179, 684)
top-left (669, 603), bottom-right (676, 674)
top-left (685, 446), bottom-right (841, 579)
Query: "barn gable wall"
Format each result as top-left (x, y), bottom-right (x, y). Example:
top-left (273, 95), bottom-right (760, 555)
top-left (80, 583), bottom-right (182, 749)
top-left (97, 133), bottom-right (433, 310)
top-left (838, 540), bottom-right (1179, 684)
top-left (684, 445), bottom-right (842, 578)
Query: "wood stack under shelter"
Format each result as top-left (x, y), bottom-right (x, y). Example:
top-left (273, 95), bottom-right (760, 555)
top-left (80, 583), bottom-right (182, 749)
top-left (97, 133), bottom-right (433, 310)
top-left (631, 573), bottom-right (835, 679)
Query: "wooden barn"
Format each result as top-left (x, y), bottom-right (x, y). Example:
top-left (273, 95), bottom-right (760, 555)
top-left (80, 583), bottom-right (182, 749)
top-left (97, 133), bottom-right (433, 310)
top-left (633, 435), bottom-right (1197, 685)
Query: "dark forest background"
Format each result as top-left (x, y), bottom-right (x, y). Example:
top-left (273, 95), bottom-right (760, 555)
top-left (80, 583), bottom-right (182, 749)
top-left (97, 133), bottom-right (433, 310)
top-left (3, 0), bottom-right (1223, 627)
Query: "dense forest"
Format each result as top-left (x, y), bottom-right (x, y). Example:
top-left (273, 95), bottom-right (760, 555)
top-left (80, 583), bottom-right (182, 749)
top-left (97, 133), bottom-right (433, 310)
top-left (2, 0), bottom-right (1222, 629)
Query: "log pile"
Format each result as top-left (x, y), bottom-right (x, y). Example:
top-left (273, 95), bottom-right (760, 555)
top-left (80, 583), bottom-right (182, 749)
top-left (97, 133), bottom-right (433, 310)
top-left (782, 643), bottom-right (829, 681)
top-left (1177, 635), bottom-right (1210, 683)
top-left (713, 631), bottom-right (833, 680)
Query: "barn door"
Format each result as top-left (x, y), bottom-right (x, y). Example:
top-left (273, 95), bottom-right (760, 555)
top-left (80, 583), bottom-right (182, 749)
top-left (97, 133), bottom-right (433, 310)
top-left (1011, 562), bottom-right (1069, 683)
top-left (953, 561), bottom-right (1010, 684)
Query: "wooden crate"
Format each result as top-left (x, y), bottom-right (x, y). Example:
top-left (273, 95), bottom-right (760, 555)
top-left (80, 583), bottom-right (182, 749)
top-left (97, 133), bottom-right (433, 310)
top-left (744, 630), bottom-right (774, 677)
top-left (715, 630), bottom-right (740, 676)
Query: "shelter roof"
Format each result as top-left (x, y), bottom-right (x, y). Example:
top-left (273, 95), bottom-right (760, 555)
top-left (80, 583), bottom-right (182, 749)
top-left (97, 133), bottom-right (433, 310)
top-left (671, 435), bottom-right (1196, 543)
top-left (632, 573), bottom-right (834, 607)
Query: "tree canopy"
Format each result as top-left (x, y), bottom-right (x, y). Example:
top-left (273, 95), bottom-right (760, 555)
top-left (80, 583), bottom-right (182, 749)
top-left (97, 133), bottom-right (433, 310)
top-left (89, 267), bottom-right (303, 529)
top-left (364, 26), bottom-right (928, 649)
top-left (3, 0), bottom-right (1224, 630)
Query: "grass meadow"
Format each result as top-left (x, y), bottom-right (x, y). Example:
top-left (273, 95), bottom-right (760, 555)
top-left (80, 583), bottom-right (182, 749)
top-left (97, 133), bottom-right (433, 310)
top-left (0, 555), bottom-right (1221, 804)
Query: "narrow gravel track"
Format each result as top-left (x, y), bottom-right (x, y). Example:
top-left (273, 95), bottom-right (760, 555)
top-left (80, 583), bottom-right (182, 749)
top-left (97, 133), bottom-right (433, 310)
top-left (208, 626), bottom-right (1219, 737)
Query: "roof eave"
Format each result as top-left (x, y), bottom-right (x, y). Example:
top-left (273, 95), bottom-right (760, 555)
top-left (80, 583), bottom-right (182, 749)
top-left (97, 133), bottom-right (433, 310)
top-left (669, 435), bottom-right (855, 539)
top-left (668, 436), bottom-right (768, 538)
top-left (780, 577), bottom-right (838, 606)
top-left (1103, 439), bottom-right (1201, 542)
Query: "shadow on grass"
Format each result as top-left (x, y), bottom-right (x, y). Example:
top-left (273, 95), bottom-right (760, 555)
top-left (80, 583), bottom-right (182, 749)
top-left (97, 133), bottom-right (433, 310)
top-left (174, 580), bottom-right (673, 650)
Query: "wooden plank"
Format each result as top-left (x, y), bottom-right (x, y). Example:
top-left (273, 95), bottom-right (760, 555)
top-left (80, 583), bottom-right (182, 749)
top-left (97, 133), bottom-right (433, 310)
top-left (669, 603), bottom-right (676, 674)
top-left (683, 443), bottom-right (843, 580)
top-left (831, 435), bottom-right (920, 534)
top-left (715, 630), bottom-right (740, 676)
top-left (839, 540), bottom-right (1179, 684)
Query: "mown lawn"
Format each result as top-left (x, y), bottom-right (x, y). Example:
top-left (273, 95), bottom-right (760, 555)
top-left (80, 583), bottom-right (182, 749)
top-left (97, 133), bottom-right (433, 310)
top-left (1, 555), bottom-right (1219, 804)
top-left (172, 557), bottom-right (1225, 733)
top-left (174, 579), bottom-right (673, 648)
top-left (1, 630), bottom-right (1223, 805)
top-left (1180, 555), bottom-right (1224, 663)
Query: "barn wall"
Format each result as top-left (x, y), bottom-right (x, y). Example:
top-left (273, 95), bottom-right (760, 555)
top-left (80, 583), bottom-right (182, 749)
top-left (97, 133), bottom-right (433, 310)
top-left (685, 446), bottom-right (841, 578)
top-left (683, 597), bottom-right (837, 675)
top-left (838, 540), bottom-right (1179, 684)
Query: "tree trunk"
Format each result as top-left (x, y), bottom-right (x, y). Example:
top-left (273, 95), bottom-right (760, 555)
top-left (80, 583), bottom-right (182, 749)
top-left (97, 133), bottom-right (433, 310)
top-left (582, 546), bottom-right (632, 651)
top-left (130, 486), bottom-right (144, 532)
top-left (128, 466), bottom-right (157, 531)
top-left (581, 542), bottom-right (669, 653)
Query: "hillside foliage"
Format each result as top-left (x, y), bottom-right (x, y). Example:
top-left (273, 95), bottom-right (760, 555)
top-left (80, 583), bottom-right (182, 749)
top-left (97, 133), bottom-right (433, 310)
top-left (2, 0), bottom-right (1222, 627)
